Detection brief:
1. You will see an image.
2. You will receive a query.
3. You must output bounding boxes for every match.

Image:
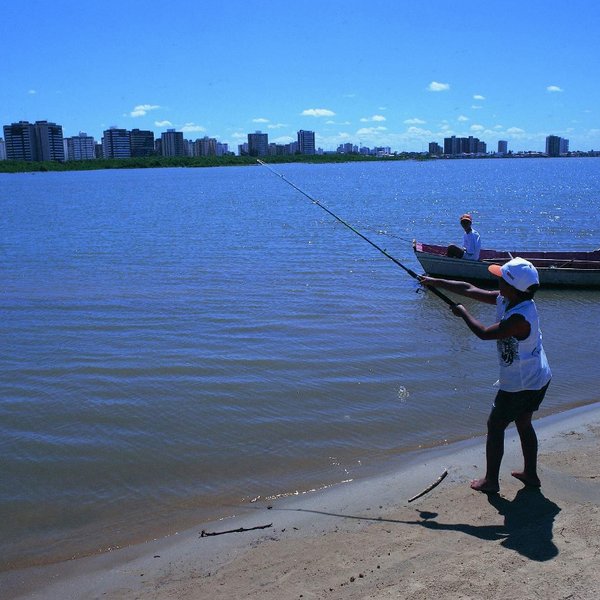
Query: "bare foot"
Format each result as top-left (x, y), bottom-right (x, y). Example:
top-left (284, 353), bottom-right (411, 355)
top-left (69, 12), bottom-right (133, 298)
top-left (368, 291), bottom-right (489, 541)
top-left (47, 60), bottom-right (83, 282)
top-left (470, 478), bottom-right (500, 493)
top-left (511, 471), bottom-right (541, 487)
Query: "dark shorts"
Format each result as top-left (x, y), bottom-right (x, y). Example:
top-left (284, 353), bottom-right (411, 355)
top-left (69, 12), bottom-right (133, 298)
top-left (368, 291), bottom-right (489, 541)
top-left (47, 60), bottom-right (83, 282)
top-left (447, 244), bottom-right (464, 258)
top-left (490, 381), bottom-right (550, 423)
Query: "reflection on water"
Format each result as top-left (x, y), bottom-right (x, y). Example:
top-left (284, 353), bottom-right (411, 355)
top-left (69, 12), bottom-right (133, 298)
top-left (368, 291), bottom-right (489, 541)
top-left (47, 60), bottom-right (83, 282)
top-left (1, 158), bottom-right (599, 568)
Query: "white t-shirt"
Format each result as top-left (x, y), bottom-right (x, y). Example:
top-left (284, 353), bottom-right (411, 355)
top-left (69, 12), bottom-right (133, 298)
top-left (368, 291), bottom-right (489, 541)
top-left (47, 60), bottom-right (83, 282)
top-left (495, 296), bottom-right (552, 392)
top-left (463, 228), bottom-right (481, 260)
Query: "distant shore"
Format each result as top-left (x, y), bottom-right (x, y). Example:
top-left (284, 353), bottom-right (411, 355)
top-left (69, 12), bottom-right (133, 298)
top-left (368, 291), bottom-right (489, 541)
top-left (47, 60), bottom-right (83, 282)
top-left (1, 152), bottom-right (599, 174)
top-left (0, 153), bottom-right (423, 173)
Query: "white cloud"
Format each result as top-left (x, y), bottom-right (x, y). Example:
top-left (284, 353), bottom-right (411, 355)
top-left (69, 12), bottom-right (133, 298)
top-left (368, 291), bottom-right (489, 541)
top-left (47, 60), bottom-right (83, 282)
top-left (458, 115), bottom-right (469, 122)
top-left (470, 124), bottom-right (485, 132)
top-left (360, 115), bottom-right (386, 122)
top-left (130, 104), bottom-right (160, 117)
top-left (181, 122), bottom-right (206, 133)
top-left (506, 127), bottom-right (526, 136)
top-left (28, 89), bottom-right (37, 95)
top-left (404, 118), bottom-right (426, 125)
top-left (473, 94), bottom-right (485, 100)
top-left (267, 123), bottom-right (287, 129)
top-left (406, 126), bottom-right (433, 136)
top-left (428, 81), bottom-right (450, 92)
top-left (356, 126), bottom-right (387, 135)
top-left (472, 105), bottom-right (483, 110)
top-left (301, 108), bottom-right (336, 117)
top-left (271, 135), bottom-right (294, 144)
top-left (154, 120), bottom-right (173, 127)
top-left (252, 117), bottom-right (269, 123)
top-left (547, 85), bottom-right (563, 93)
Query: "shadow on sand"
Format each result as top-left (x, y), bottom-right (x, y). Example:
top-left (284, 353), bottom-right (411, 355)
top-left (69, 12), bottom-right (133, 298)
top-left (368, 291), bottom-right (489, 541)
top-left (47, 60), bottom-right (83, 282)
top-left (272, 487), bottom-right (561, 562)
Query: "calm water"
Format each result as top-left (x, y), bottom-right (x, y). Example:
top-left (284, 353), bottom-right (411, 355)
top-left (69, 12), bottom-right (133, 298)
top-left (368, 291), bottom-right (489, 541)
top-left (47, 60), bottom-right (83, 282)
top-left (1, 158), bottom-right (600, 569)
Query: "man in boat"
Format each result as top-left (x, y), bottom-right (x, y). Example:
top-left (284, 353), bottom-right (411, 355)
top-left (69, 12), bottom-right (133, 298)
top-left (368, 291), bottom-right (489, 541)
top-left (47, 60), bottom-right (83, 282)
top-left (419, 257), bottom-right (552, 493)
top-left (447, 213), bottom-right (481, 260)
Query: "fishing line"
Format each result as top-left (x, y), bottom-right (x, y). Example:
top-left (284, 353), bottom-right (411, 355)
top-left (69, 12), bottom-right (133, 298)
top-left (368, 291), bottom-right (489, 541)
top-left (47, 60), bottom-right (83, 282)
top-left (257, 159), bottom-right (457, 308)
top-left (355, 225), bottom-right (415, 244)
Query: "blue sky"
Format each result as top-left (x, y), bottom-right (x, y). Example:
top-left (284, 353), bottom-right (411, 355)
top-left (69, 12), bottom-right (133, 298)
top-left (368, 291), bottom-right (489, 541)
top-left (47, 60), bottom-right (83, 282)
top-left (2, 1), bottom-right (599, 152)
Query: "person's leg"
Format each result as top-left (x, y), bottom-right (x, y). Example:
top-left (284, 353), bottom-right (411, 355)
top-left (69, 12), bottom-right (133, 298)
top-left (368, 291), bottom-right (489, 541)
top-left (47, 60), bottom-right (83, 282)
top-left (447, 244), bottom-right (464, 258)
top-left (511, 411), bottom-right (541, 487)
top-left (471, 412), bottom-right (510, 492)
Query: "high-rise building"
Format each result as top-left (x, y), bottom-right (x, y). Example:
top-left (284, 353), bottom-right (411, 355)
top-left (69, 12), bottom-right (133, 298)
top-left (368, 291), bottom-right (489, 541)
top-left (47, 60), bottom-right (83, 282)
top-left (161, 129), bottom-right (185, 157)
top-left (216, 142), bottom-right (229, 157)
top-left (0, 137), bottom-right (7, 160)
top-left (130, 129), bottom-right (155, 157)
top-left (269, 143), bottom-right (299, 156)
top-left (193, 136), bottom-right (217, 157)
top-left (3, 120), bottom-right (64, 161)
top-left (297, 130), bottom-right (315, 155)
top-left (443, 135), bottom-right (486, 156)
top-left (66, 132), bottom-right (96, 160)
top-left (337, 142), bottom-right (357, 154)
top-left (248, 131), bottom-right (269, 157)
top-left (443, 136), bottom-right (459, 156)
top-left (545, 135), bottom-right (569, 157)
top-left (429, 142), bottom-right (443, 155)
top-left (102, 127), bottom-right (131, 158)
top-left (4, 121), bottom-right (36, 161)
top-left (373, 146), bottom-right (392, 156)
top-left (498, 140), bottom-right (508, 155)
top-left (545, 135), bottom-right (560, 156)
top-left (35, 121), bottom-right (65, 161)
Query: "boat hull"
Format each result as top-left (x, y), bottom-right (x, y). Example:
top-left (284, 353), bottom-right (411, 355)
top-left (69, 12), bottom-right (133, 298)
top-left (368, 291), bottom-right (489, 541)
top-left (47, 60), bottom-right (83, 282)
top-left (413, 243), bottom-right (600, 289)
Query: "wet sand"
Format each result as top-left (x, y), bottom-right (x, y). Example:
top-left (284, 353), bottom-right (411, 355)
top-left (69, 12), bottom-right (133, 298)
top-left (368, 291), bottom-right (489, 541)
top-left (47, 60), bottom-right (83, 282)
top-left (3, 402), bottom-right (599, 600)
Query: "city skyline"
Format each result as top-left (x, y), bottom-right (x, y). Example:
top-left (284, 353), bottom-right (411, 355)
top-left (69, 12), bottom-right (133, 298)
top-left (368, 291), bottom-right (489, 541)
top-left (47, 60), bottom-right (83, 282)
top-left (2, 1), bottom-right (599, 152)
top-left (2, 119), bottom-right (580, 163)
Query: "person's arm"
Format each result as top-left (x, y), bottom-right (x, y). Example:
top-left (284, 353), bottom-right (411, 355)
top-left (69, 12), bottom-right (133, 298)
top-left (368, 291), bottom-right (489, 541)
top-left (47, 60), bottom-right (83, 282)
top-left (419, 276), bottom-right (498, 304)
top-left (451, 305), bottom-right (531, 340)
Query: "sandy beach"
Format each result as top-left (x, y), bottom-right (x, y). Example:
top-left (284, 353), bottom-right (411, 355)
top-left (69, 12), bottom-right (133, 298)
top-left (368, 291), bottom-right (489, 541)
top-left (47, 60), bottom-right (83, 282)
top-left (3, 402), bottom-right (599, 600)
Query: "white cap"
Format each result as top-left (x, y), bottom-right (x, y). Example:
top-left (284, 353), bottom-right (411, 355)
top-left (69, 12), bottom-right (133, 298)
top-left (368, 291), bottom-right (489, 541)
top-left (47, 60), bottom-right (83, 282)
top-left (488, 257), bottom-right (539, 292)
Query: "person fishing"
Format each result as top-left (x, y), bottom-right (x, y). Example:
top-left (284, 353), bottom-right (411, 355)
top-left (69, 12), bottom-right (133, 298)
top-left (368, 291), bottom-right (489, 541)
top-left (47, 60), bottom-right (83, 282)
top-left (419, 257), bottom-right (552, 493)
top-left (447, 213), bottom-right (481, 260)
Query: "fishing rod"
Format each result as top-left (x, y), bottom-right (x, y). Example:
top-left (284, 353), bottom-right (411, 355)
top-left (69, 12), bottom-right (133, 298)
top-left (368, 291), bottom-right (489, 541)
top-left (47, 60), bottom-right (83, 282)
top-left (257, 159), bottom-right (457, 308)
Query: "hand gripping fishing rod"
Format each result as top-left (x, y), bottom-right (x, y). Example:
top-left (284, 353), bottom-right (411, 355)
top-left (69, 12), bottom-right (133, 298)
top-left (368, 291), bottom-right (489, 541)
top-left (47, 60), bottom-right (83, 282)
top-left (257, 159), bottom-right (457, 308)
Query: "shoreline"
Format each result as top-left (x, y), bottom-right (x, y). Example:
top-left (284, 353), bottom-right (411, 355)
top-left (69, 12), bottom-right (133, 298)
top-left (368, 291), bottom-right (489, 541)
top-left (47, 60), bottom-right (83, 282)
top-left (4, 400), bottom-right (599, 600)
top-left (1, 153), bottom-right (599, 175)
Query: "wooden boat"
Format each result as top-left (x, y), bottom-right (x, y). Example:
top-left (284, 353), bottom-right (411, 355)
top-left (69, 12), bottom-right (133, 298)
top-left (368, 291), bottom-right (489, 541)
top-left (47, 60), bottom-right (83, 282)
top-left (413, 242), bottom-right (600, 289)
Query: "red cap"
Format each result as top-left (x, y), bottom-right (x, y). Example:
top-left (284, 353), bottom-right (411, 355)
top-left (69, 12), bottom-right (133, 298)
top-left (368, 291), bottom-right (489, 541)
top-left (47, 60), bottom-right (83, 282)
top-left (459, 213), bottom-right (472, 223)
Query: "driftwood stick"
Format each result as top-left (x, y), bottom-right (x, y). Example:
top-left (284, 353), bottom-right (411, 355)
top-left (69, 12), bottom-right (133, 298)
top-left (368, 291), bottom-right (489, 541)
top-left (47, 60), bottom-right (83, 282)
top-left (408, 469), bottom-right (448, 502)
top-left (200, 523), bottom-right (273, 537)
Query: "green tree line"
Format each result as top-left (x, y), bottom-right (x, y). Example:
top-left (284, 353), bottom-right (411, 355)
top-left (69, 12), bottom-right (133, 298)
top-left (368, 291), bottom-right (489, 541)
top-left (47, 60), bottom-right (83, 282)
top-left (0, 152), bottom-right (430, 173)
